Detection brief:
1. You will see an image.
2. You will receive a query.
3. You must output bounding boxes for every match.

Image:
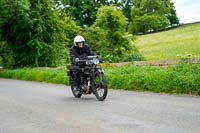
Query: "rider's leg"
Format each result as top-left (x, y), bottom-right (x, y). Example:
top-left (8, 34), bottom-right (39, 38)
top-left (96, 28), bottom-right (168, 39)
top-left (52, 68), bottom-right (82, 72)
top-left (72, 65), bottom-right (82, 90)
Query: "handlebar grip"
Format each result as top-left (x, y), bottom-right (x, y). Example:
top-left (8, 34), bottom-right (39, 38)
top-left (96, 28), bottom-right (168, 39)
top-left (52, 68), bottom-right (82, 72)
top-left (99, 59), bottom-right (104, 63)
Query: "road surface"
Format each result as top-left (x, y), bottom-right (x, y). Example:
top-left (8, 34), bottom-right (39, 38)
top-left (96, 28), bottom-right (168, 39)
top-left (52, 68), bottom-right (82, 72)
top-left (0, 78), bottom-right (200, 133)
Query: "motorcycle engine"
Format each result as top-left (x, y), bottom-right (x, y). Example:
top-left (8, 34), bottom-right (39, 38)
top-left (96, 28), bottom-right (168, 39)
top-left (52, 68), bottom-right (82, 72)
top-left (81, 80), bottom-right (90, 94)
top-left (81, 84), bottom-right (88, 91)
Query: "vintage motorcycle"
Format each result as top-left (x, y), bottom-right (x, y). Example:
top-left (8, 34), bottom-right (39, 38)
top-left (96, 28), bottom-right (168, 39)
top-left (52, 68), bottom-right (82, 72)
top-left (67, 56), bottom-right (108, 101)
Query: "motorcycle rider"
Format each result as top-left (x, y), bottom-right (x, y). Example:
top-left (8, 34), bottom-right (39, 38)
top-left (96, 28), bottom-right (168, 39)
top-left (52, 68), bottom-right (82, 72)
top-left (70, 35), bottom-right (98, 91)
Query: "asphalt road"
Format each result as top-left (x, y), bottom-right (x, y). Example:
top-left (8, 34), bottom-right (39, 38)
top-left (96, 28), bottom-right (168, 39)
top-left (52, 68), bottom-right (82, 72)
top-left (0, 78), bottom-right (200, 133)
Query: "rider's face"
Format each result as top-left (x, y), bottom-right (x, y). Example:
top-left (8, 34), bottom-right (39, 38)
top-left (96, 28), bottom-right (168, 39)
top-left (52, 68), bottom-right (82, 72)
top-left (77, 42), bottom-right (83, 48)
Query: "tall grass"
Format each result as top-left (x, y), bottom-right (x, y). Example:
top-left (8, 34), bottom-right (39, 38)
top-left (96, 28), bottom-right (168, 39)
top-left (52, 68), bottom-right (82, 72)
top-left (0, 67), bottom-right (69, 85)
top-left (104, 63), bottom-right (200, 95)
top-left (134, 23), bottom-right (200, 60)
top-left (0, 64), bottom-right (200, 95)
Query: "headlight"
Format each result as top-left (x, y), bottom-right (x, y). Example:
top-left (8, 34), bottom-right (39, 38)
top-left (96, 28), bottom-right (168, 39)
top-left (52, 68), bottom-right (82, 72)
top-left (93, 59), bottom-right (99, 64)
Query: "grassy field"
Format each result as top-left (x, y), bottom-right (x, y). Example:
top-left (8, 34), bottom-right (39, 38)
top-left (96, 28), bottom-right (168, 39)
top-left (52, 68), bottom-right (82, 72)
top-left (134, 23), bottom-right (200, 60)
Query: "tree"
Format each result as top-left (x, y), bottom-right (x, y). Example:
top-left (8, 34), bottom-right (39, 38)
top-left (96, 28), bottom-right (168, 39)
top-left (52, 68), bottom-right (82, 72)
top-left (0, 0), bottom-right (34, 67)
top-left (108, 0), bottom-right (134, 22)
top-left (167, 6), bottom-right (179, 25)
top-left (121, 0), bottom-right (134, 21)
top-left (0, 0), bottom-right (80, 67)
top-left (162, 0), bottom-right (179, 25)
top-left (129, 14), bottom-right (169, 34)
top-left (60, 0), bottom-right (109, 27)
top-left (128, 0), bottom-right (178, 34)
top-left (87, 6), bottom-right (134, 62)
top-left (29, 0), bottom-right (80, 66)
top-left (60, 0), bottom-right (134, 27)
top-left (0, 41), bottom-right (10, 67)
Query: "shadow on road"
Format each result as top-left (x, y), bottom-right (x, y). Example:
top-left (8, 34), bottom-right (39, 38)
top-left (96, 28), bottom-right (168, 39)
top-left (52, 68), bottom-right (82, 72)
top-left (59, 96), bottom-right (97, 103)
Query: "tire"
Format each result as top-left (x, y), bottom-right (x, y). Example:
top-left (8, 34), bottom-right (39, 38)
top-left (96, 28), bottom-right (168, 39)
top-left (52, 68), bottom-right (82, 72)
top-left (71, 85), bottom-right (82, 98)
top-left (93, 73), bottom-right (108, 101)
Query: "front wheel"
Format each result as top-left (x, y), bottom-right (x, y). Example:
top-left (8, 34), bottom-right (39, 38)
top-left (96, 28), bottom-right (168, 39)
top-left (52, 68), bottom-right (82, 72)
top-left (71, 85), bottom-right (82, 98)
top-left (93, 73), bottom-right (108, 101)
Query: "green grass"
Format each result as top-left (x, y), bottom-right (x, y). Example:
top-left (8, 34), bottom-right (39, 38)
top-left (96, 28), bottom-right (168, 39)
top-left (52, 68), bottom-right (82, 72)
top-left (134, 23), bottom-right (200, 60)
top-left (0, 67), bottom-right (69, 85)
top-left (1, 64), bottom-right (200, 96)
top-left (104, 63), bottom-right (200, 95)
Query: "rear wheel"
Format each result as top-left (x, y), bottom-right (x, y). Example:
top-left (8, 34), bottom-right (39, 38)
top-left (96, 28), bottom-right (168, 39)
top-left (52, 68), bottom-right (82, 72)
top-left (93, 73), bottom-right (108, 101)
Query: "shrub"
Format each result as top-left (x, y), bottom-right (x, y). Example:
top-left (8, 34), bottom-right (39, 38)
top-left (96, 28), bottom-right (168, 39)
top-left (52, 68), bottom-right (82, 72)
top-left (87, 6), bottom-right (134, 62)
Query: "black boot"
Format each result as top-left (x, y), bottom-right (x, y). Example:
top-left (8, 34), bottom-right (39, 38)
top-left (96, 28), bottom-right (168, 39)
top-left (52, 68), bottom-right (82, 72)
top-left (72, 65), bottom-right (82, 91)
top-left (72, 81), bottom-right (80, 91)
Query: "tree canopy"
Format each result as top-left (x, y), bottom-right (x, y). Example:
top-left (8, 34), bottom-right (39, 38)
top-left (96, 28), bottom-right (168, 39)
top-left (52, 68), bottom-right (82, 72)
top-left (60, 0), bottom-right (135, 27)
top-left (82, 6), bottom-right (134, 62)
top-left (59, 0), bottom-right (178, 28)
top-left (60, 0), bottom-right (109, 27)
top-left (128, 0), bottom-right (179, 34)
top-left (0, 0), bottom-right (179, 67)
top-left (0, 0), bottom-right (80, 67)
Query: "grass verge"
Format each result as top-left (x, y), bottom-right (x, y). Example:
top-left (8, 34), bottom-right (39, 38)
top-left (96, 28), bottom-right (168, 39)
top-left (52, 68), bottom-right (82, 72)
top-left (0, 64), bottom-right (200, 96)
top-left (0, 67), bottom-right (69, 85)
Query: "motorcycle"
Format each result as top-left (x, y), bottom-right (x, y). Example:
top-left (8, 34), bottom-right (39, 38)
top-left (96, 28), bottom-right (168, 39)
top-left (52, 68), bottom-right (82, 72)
top-left (67, 56), bottom-right (108, 101)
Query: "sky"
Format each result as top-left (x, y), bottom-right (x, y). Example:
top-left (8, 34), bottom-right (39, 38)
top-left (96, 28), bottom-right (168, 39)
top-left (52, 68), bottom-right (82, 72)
top-left (171, 0), bottom-right (200, 23)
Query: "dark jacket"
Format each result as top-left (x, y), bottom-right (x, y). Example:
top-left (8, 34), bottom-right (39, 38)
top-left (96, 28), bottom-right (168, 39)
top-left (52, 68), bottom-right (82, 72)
top-left (70, 45), bottom-right (97, 64)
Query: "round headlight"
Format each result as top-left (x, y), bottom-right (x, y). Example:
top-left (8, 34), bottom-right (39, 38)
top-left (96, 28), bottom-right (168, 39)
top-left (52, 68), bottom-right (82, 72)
top-left (93, 59), bottom-right (99, 64)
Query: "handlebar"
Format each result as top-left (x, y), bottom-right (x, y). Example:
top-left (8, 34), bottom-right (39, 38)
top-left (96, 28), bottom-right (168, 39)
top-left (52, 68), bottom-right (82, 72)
top-left (75, 57), bottom-right (103, 65)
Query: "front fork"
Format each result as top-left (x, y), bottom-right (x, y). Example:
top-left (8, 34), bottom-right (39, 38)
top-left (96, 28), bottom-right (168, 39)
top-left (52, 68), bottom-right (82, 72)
top-left (91, 66), bottom-right (103, 93)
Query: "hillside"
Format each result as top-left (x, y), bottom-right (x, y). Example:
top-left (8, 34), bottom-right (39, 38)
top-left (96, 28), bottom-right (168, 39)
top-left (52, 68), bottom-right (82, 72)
top-left (134, 23), bottom-right (200, 60)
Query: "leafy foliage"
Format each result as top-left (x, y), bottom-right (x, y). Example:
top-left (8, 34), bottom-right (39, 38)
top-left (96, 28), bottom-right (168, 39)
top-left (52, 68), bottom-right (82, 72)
top-left (60, 0), bottom-right (109, 27)
top-left (82, 6), bottom-right (135, 62)
top-left (0, 0), bottom-right (80, 68)
top-left (167, 5), bottom-right (179, 25)
top-left (60, 0), bottom-right (135, 27)
top-left (129, 14), bottom-right (169, 34)
top-left (0, 0), bottom-right (180, 67)
top-left (128, 0), bottom-right (178, 34)
top-left (0, 41), bottom-right (11, 67)
top-left (0, 0), bottom-right (33, 67)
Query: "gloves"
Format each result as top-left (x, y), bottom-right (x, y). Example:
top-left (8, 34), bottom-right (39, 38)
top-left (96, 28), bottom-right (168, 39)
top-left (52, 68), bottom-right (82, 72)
top-left (74, 58), bottom-right (86, 65)
top-left (99, 58), bottom-right (104, 63)
top-left (75, 58), bottom-right (79, 62)
top-left (73, 58), bottom-right (79, 65)
top-left (96, 56), bottom-right (104, 63)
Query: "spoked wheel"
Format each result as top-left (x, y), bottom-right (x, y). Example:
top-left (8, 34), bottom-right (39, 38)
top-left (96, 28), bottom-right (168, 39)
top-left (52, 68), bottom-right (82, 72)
top-left (93, 73), bottom-right (108, 101)
top-left (71, 85), bottom-right (82, 98)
